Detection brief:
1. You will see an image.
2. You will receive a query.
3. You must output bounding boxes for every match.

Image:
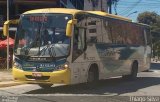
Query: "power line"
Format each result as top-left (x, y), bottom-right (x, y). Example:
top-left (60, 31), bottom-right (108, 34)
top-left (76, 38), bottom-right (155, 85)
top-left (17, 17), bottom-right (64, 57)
top-left (119, 3), bottom-right (160, 6)
top-left (117, 1), bottom-right (160, 8)
top-left (118, 0), bottom-right (142, 15)
top-left (120, 1), bottom-right (160, 4)
top-left (118, 4), bottom-right (160, 8)
top-left (117, 0), bottom-right (160, 16)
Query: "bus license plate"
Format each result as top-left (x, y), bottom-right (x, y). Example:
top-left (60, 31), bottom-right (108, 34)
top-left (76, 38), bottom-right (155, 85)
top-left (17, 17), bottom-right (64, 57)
top-left (32, 73), bottom-right (42, 77)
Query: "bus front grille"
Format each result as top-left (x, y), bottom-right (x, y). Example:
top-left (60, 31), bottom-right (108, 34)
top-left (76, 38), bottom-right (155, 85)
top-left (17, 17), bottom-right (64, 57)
top-left (25, 75), bottom-right (50, 80)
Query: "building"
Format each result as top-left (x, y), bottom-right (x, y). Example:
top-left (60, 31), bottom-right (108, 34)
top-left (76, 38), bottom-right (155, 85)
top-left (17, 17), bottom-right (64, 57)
top-left (0, 0), bottom-right (110, 26)
top-left (84, 0), bottom-right (108, 12)
top-left (84, 0), bottom-right (108, 42)
top-left (0, 0), bottom-right (84, 26)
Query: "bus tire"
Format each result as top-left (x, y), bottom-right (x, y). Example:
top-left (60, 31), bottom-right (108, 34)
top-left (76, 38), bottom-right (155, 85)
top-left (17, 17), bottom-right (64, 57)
top-left (38, 84), bottom-right (53, 89)
top-left (87, 64), bottom-right (99, 83)
top-left (123, 61), bottom-right (138, 80)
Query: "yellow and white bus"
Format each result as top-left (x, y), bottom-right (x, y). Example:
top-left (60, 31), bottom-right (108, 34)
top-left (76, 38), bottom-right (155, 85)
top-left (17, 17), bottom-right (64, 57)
top-left (3, 8), bottom-right (152, 88)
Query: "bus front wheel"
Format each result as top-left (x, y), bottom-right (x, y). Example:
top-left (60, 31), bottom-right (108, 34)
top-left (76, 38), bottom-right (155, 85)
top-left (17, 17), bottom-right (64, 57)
top-left (87, 65), bottom-right (99, 83)
top-left (38, 84), bottom-right (53, 89)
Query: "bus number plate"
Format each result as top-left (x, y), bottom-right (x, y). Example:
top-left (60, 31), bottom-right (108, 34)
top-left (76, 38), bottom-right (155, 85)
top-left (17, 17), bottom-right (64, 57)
top-left (32, 73), bottom-right (42, 77)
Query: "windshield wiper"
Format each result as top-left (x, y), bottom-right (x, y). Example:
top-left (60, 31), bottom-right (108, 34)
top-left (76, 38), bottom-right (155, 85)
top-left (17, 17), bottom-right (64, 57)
top-left (15, 54), bottom-right (29, 60)
top-left (21, 41), bottom-right (36, 55)
top-left (38, 44), bottom-right (56, 57)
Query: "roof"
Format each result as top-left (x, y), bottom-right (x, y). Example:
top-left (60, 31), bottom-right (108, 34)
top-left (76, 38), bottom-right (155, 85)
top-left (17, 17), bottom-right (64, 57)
top-left (23, 8), bottom-right (131, 22)
top-left (134, 22), bottom-right (150, 27)
top-left (23, 8), bottom-right (82, 15)
top-left (23, 8), bottom-right (149, 26)
top-left (87, 11), bottom-right (132, 22)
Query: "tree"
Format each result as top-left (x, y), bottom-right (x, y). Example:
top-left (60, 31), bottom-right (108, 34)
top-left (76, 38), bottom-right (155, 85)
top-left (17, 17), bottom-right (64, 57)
top-left (137, 11), bottom-right (159, 25)
top-left (137, 11), bottom-right (160, 58)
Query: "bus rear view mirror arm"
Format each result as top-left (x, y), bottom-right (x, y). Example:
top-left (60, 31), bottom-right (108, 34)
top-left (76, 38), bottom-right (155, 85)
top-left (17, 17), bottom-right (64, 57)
top-left (3, 21), bottom-right (10, 36)
top-left (66, 19), bottom-right (77, 37)
top-left (3, 19), bottom-right (19, 36)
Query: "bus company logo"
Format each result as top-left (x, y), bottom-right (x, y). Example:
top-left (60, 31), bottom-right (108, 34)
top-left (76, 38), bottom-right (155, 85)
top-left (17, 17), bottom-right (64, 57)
top-left (40, 64), bottom-right (55, 67)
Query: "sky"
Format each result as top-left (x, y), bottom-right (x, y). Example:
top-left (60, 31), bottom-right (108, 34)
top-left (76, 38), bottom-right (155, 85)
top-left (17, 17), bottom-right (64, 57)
top-left (113, 0), bottom-right (160, 22)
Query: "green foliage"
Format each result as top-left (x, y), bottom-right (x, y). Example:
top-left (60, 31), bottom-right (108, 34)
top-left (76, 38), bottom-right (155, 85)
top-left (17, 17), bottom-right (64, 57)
top-left (137, 11), bottom-right (159, 25)
top-left (137, 11), bottom-right (160, 57)
top-left (137, 11), bottom-right (160, 36)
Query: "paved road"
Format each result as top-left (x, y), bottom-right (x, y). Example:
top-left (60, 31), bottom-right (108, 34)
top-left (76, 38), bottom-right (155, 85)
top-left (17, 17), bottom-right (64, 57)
top-left (0, 64), bottom-right (160, 102)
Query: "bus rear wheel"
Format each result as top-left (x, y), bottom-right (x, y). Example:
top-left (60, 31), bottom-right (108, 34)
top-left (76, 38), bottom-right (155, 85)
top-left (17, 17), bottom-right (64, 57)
top-left (38, 84), bottom-right (53, 89)
top-left (123, 62), bottom-right (138, 80)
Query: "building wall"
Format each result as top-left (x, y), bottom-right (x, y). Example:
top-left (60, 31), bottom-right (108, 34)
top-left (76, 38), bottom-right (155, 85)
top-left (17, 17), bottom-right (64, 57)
top-left (84, 0), bottom-right (108, 12)
top-left (0, 0), bottom-right (84, 26)
top-left (0, 0), bottom-right (109, 26)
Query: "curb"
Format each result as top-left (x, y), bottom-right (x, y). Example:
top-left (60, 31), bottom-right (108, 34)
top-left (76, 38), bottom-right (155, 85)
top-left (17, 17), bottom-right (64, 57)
top-left (0, 81), bottom-right (25, 88)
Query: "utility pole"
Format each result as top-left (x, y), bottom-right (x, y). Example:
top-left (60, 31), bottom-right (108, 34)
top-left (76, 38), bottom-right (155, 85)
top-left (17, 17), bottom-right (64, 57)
top-left (7, 0), bottom-right (9, 70)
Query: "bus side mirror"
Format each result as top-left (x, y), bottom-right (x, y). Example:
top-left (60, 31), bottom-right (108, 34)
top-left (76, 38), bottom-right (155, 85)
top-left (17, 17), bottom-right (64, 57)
top-left (3, 21), bottom-right (10, 36)
top-left (3, 19), bottom-right (19, 36)
top-left (66, 19), bottom-right (77, 37)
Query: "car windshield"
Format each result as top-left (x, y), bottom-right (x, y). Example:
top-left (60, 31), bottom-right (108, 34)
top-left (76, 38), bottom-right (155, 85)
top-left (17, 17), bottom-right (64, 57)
top-left (14, 13), bottom-right (72, 58)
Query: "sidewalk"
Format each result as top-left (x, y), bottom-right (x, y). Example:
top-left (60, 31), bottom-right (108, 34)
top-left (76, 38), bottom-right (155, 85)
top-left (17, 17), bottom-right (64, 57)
top-left (0, 70), bottom-right (24, 88)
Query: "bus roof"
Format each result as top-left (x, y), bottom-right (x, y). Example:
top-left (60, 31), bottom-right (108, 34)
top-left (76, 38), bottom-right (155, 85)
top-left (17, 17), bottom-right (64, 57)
top-left (24, 8), bottom-right (132, 22)
top-left (87, 11), bottom-right (132, 22)
top-left (23, 8), bottom-right (131, 21)
top-left (23, 8), bottom-right (149, 27)
top-left (87, 11), bottom-right (150, 27)
top-left (134, 22), bottom-right (150, 27)
top-left (23, 8), bottom-right (81, 15)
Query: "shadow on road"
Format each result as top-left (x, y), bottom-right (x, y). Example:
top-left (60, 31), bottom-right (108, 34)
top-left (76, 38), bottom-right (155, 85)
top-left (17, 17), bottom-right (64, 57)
top-left (25, 76), bottom-right (160, 95)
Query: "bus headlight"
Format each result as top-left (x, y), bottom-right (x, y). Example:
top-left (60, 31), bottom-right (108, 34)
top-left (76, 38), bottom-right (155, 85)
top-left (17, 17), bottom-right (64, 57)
top-left (55, 63), bottom-right (69, 71)
top-left (64, 64), bottom-right (69, 69)
top-left (13, 62), bottom-right (22, 69)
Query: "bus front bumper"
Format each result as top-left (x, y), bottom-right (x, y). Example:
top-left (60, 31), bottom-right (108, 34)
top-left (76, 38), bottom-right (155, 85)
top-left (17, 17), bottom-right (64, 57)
top-left (12, 67), bottom-right (71, 85)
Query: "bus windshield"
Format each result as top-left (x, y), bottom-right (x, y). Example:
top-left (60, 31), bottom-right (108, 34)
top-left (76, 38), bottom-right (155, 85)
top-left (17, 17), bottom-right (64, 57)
top-left (14, 13), bottom-right (72, 58)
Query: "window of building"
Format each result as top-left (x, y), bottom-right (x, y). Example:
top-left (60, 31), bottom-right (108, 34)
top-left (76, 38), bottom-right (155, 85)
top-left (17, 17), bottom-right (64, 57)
top-left (88, 21), bottom-right (96, 25)
top-left (89, 29), bottom-right (97, 33)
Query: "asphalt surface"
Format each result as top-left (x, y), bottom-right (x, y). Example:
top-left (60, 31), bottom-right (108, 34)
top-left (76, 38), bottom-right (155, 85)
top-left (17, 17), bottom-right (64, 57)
top-left (0, 63), bottom-right (160, 102)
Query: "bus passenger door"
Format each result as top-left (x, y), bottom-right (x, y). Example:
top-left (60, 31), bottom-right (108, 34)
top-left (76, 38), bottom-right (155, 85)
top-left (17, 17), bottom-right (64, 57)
top-left (71, 26), bottom-right (86, 84)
